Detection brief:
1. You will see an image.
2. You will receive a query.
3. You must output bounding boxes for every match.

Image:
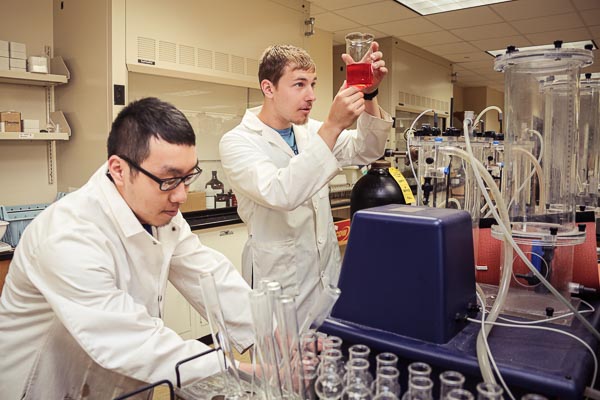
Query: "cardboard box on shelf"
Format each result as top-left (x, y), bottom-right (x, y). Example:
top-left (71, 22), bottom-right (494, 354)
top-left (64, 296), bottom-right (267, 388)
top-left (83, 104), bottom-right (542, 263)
top-left (9, 42), bottom-right (26, 59)
top-left (0, 111), bottom-right (22, 132)
top-left (180, 191), bottom-right (207, 213)
top-left (0, 56), bottom-right (8, 71)
top-left (9, 58), bottom-right (26, 70)
top-left (27, 56), bottom-right (48, 73)
top-left (0, 41), bottom-right (8, 58)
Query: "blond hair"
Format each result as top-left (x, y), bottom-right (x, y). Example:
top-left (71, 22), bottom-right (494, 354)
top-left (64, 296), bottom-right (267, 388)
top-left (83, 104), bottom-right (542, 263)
top-left (258, 44), bottom-right (316, 87)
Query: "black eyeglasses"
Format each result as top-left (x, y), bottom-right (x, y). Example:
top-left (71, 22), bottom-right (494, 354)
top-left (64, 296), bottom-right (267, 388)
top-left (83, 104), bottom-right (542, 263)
top-left (119, 155), bottom-right (202, 191)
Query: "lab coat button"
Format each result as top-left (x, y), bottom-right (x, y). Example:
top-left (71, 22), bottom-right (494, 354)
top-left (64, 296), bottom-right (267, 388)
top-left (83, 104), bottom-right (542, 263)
top-left (153, 241), bottom-right (157, 245)
top-left (318, 238), bottom-right (324, 244)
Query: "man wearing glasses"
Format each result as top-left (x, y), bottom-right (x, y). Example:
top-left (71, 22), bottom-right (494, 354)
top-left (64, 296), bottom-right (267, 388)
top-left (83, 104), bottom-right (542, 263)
top-left (0, 97), bottom-right (254, 399)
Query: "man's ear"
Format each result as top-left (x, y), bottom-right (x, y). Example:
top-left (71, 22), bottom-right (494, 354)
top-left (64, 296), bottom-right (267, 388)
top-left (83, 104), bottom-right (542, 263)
top-left (261, 79), bottom-right (275, 98)
top-left (107, 155), bottom-right (127, 186)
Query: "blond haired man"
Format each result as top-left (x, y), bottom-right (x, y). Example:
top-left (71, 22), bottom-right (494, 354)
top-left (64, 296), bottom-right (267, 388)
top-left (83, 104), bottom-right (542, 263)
top-left (219, 44), bottom-right (393, 322)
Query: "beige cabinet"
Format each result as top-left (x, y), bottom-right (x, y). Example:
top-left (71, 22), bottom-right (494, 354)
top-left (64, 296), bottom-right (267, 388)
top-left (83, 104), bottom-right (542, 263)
top-left (163, 223), bottom-right (248, 340)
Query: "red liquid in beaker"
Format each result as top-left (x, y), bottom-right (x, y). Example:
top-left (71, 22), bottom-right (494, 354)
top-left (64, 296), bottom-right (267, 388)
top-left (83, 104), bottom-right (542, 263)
top-left (347, 63), bottom-right (373, 89)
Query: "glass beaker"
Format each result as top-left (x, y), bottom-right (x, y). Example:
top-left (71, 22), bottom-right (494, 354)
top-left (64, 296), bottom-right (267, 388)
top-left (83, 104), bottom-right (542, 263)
top-left (345, 32), bottom-right (374, 88)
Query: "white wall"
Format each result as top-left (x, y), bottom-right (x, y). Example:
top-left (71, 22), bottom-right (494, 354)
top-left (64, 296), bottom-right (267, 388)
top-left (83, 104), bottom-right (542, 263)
top-left (0, 0), bottom-right (57, 206)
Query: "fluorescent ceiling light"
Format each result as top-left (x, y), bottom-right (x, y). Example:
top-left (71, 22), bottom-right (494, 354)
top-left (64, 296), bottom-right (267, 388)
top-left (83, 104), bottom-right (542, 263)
top-left (393, 0), bottom-right (511, 16)
top-left (487, 40), bottom-right (597, 57)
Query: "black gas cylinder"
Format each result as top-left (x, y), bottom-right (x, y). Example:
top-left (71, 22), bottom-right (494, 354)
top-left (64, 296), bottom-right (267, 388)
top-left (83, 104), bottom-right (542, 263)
top-left (350, 160), bottom-right (406, 218)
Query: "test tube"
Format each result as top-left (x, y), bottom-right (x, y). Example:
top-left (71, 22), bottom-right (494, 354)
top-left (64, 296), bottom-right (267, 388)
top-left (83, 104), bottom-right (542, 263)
top-left (198, 272), bottom-right (245, 399)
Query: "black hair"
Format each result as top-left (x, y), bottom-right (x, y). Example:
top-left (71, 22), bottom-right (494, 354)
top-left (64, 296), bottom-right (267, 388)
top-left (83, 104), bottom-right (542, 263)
top-left (107, 97), bottom-right (195, 165)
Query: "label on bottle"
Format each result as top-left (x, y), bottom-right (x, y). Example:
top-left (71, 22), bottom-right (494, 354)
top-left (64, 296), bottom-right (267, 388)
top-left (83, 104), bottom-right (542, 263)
top-left (205, 187), bottom-right (219, 209)
top-left (205, 195), bottom-right (215, 209)
top-left (389, 167), bottom-right (416, 205)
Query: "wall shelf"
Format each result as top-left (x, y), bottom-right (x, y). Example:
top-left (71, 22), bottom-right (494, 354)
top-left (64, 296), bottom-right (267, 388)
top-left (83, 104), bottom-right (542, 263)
top-left (0, 57), bottom-right (70, 87)
top-left (0, 132), bottom-right (69, 141)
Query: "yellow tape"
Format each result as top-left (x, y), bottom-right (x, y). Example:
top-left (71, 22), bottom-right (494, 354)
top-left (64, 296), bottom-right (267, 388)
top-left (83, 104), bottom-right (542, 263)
top-left (389, 167), bottom-right (416, 204)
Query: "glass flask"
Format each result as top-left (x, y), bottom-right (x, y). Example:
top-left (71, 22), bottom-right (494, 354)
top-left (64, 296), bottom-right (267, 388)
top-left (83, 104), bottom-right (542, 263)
top-left (344, 358), bottom-right (374, 388)
top-left (475, 382), bottom-right (503, 400)
top-left (438, 370), bottom-right (465, 399)
top-left (319, 348), bottom-right (345, 378)
top-left (492, 43), bottom-right (593, 319)
top-left (316, 372), bottom-right (344, 400)
top-left (576, 73), bottom-right (600, 210)
top-left (323, 336), bottom-right (344, 352)
top-left (373, 392), bottom-right (399, 400)
top-left (407, 362), bottom-right (431, 381)
top-left (372, 366), bottom-right (401, 397)
top-left (400, 376), bottom-right (433, 400)
top-left (349, 344), bottom-right (371, 360)
top-left (301, 330), bottom-right (319, 357)
top-left (446, 388), bottom-right (474, 400)
top-left (521, 394), bottom-right (548, 400)
top-left (376, 353), bottom-right (398, 370)
top-left (303, 352), bottom-right (320, 400)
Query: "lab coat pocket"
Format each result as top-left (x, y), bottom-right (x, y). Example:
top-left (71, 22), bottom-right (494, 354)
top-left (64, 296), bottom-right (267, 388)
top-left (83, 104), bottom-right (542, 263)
top-left (251, 238), bottom-right (298, 296)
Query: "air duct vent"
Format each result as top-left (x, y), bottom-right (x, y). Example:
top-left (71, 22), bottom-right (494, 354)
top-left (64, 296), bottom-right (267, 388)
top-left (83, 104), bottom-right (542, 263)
top-left (159, 41), bottom-right (177, 63)
top-left (197, 48), bottom-right (213, 69)
top-left (214, 52), bottom-right (229, 72)
top-left (246, 58), bottom-right (258, 77)
top-left (179, 45), bottom-right (195, 67)
top-left (231, 55), bottom-right (245, 75)
top-left (137, 37), bottom-right (156, 63)
top-left (398, 91), bottom-right (450, 113)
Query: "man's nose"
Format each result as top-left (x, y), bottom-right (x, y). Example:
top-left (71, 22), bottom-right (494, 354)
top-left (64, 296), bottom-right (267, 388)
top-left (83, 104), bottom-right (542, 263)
top-left (169, 182), bottom-right (188, 204)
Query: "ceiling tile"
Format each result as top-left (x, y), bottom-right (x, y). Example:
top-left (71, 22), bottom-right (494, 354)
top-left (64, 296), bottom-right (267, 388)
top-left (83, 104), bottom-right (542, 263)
top-left (425, 6), bottom-right (503, 30)
top-left (510, 13), bottom-right (584, 35)
top-left (444, 52), bottom-right (496, 63)
top-left (581, 9), bottom-right (600, 26)
top-left (372, 18), bottom-right (444, 37)
top-left (589, 25), bottom-right (600, 39)
top-left (313, 12), bottom-right (361, 32)
top-left (309, 4), bottom-right (327, 14)
top-left (307, 0), bottom-right (375, 11)
top-left (470, 35), bottom-right (532, 51)
top-left (525, 28), bottom-right (591, 46)
top-left (423, 41), bottom-right (480, 56)
top-left (400, 31), bottom-right (463, 47)
top-left (454, 59), bottom-right (498, 73)
top-left (491, 0), bottom-right (575, 21)
top-left (452, 23), bottom-right (519, 40)
top-left (572, 0), bottom-right (600, 11)
top-left (336, 2), bottom-right (417, 25)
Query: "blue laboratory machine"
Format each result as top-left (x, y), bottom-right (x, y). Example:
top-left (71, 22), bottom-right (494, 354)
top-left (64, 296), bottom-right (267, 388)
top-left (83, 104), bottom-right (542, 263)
top-left (322, 204), bottom-right (599, 399)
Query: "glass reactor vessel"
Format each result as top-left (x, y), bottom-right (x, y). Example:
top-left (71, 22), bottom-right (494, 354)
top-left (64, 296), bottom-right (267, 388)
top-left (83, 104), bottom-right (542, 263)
top-left (491, 44), bottom-right (593, 319)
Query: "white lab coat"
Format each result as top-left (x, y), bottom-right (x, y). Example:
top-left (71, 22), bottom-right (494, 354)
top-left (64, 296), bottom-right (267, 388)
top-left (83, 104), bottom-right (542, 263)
top-left (219, 106), bottom-right (392, 322)
top-left (0, 163), bottom-right (254, 400)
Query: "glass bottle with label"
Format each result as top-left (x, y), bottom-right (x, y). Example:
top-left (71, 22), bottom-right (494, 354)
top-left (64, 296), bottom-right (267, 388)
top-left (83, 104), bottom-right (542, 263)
top-left (205, 170), bottom-right (224, 209)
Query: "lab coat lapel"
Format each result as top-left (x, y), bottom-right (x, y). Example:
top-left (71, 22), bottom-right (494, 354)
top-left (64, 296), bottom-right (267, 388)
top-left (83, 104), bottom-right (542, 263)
top-left (241, 107), bottom-right (294, 157)
top-left (293, 123), bottom-right (310, 153)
